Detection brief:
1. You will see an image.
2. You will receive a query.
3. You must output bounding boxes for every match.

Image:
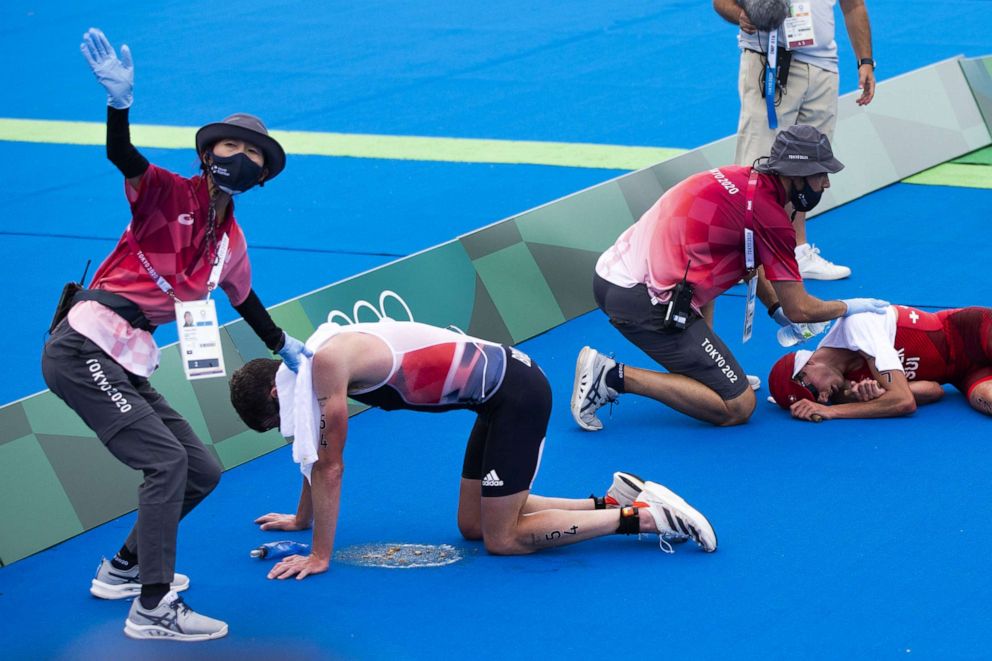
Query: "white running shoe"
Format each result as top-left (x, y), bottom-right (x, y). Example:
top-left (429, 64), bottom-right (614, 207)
top-left (90, 558), bottom-right (190, 600)
top-left (747, 375), bottom-right (761, 391)
top-left (796, 243), bottom-right (851, 280)
top-left (609, 472), bottom-right (690, 547)
top-left (633, 481), bottom-right (718, 553)
top-left (571, 346), bottom-right (619, 431)
top-left (124, 591), bottom-right (228, 641)
top-left (604, 471), bottom-right (646, 508)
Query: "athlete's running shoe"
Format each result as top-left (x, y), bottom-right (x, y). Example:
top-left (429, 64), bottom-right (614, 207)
top-left (90, 558), bottom-right (190, 600)
top-left (571, 346), bottom-right (619, 431)
top-left (633, 481), bottom-right (718, 553)
top-left (604, 471), bottom-right (646, 508)
top-left (124, 591), bottom-right (228, 641)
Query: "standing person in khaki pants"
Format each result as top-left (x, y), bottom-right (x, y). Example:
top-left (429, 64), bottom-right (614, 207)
top-left (714, 0), bottom-right (876, 280)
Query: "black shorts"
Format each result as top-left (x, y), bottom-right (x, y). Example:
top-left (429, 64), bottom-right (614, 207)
top-left (461, 347), bottom-right (551, 497)
top-left (593, 273), bottom-right (749, 400)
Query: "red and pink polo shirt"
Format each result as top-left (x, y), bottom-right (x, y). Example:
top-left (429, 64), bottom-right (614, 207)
top-left (69, 164), bottom-right (253, 376)
top-left (596, 166), bottom-right (801, 310)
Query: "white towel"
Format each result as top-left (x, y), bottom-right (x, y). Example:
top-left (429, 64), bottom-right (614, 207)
top-left (275, 322), bottom-right (342, 482)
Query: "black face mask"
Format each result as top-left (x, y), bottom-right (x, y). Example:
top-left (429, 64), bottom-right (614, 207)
top-left (208, 152), bottom-right (263, 195)
top-left (789, 177), bottom-right (823, 213)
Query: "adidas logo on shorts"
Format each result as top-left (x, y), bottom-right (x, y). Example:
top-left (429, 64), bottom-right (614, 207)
top-left (482, 470), bottom-right (504, 487)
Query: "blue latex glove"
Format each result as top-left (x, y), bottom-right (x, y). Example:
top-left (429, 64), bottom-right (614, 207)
top-left (80, 28), bottom-right (134, 109)
top-left (277, 333), bottom-right (313, 373)
top-left (842, 298), bottom-right (890, 316)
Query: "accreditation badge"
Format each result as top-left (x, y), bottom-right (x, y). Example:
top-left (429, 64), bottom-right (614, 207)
top-left (742, 228), bottom-right (757, 343)
top-left (176, 299), bottom-right (226, 380)
top-left (743, 277), bottom-right (758, 343)
top-left (784, 1), bottom-right (816, 49)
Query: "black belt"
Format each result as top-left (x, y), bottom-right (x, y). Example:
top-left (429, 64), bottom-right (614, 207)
top-left (72, 289), bottom-right (156, 332)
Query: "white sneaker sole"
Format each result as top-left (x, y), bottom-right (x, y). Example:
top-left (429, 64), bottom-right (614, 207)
top-left (800, 267), bottom-right (851, 281)
top-left (570, 346), bottom-right (603, 431)
top-left (636, 481), bottom-right (718, 553)
top-left (91, 575), bottom-right (190, 600)
top-left (124, 620), bottom-right (228, 641)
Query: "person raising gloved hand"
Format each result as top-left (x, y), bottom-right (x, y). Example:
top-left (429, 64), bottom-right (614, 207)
top-left (42, 27), bottom-right (310, 643)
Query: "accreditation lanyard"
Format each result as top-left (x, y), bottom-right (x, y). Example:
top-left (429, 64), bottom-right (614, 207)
top-left (764, 31), bottom-right (779, 130)
top-left (124, 227), bottom-right (229, 300)
top-left (125, 227), bottom-right (230, 379)
top-left (742, 172), bottom-right (760, 343)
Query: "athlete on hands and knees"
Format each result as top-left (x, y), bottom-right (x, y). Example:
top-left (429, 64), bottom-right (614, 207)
top-left (769, 305), bottom-right (992, 420)
top-left (230, 320), bottom-right (718, 580)
top-left (571, 125), bottom-right (888, 431)
top-left (40, 29), bottom-right (309, 641)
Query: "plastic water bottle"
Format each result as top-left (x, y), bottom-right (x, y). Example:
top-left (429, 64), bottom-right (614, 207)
top-left (777, 320), bottom-right (831, 347)
top-left (250, 540), bottom-right (311, 560)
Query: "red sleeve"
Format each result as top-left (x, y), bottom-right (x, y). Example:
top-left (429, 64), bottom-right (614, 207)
top-left (124, 164), bottom-right (178, 228)
top-left (219, 224), bottom-right (253, 306)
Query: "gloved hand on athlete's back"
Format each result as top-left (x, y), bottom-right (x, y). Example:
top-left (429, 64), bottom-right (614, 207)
top-left (841, 298), bottom-right (890, 316)
top-left (277, 333), bottom-right (312, 373)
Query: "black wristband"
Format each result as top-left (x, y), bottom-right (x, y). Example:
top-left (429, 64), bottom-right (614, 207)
top-left (106, 107), bottom-right (149, 179)
top-left (768, 302), bottom-right (781, 318)
top-left (234, 289), bottom-right (285, 352)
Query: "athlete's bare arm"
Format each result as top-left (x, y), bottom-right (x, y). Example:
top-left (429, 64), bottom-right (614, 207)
top-left (771, 280), bottom-right (848, 323)
top-left (267, 346), bottom-right (351, 580)
top-left (908, 380), bottom-right (945, 406)
top-left (255, 476), bottom-right (313, 531)
top-left (265, 333), bottom-right (394, 580)
top-left (790, 355), bottom-right (916, 421)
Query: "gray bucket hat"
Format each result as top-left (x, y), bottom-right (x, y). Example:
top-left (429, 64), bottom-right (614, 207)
top-left (195, 113), bottom-right (286, 182)
top-left (754, 125), bottom-right (845, 177)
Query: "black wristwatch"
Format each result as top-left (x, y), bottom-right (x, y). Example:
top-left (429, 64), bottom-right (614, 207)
top-left (858, 57), bottom-right (876, 70)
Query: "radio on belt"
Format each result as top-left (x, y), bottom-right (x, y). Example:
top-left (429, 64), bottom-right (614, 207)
top-left (663, 261), bottom-right (695, 331)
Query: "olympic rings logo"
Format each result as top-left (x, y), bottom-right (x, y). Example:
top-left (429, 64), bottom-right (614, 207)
top-left (327, 290), bottom-right (415, 326)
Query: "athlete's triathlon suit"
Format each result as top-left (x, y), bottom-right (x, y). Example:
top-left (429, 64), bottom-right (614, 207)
top-left (327, 321), bottom-right (551, 496)
top-left (838, 306), bottom-right (992, 397)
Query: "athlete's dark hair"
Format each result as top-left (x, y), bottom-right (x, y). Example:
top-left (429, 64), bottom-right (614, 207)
top-left (229, 358), bottom-right (281, 432)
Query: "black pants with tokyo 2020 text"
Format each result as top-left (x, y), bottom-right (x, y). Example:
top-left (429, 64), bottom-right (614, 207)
top-left (41, 320), bottom-right (221, 585)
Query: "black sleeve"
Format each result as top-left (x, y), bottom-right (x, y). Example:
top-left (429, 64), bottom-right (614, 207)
top-left (106, 107), bottom-right (150, 179)
top-left (233, 289), bottom-right (285, 352)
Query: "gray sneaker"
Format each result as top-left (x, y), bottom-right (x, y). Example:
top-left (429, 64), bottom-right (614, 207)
top-left (90, 558), bottom-right (190, 600)
top-left (633, 481), bottom-right (718, 553)
top-left (570, 346), bottom-right (619, 431)
top-left (124, 591), bottom-right (228, 641)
